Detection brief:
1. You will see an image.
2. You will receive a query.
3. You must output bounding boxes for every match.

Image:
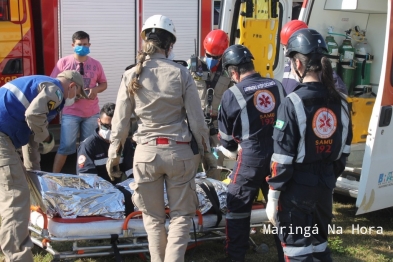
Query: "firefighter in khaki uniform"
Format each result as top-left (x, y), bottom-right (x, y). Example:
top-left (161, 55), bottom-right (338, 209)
top-left (188, 29), bottom-right (231, 180)
top-left (0, 70), bottom-right (87, 262)
top-left (107, 15), bottom-right (210, 262)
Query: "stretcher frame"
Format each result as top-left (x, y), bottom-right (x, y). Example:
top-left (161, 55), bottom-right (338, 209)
top-left (29, 204), bottom-right (268, 262)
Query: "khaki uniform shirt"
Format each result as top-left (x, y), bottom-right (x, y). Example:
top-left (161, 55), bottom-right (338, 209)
top-left (26, 82), bottom-right (64, 143)
top-left (109, 53), bottom-right (210, 158)
top-left (188, 57), bottom-right (232, 118)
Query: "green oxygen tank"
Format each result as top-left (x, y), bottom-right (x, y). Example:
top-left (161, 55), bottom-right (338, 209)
top-left (338, 34), bottom-right (356, 95)
top-left (325, 35), bottom-right (339, 72)
top-left (354, 37), bottom-right (373, 96)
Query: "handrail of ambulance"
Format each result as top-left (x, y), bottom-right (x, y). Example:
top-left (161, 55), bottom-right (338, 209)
top-left (122, 209), bottom-right (204, 237)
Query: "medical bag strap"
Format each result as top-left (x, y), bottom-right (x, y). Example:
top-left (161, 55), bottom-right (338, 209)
top-left (115, 185), bottom-right (134, 216)
top-left (205, 63), bottom-right (223, 124)
top-left (120, 64), bottom-right (137, 80)
top-left (197, 180), bottom-right (222, 227)
top-left (110, 234), bottom-right (123, 262)
top-left (185, 114), bottom-right (199, 155)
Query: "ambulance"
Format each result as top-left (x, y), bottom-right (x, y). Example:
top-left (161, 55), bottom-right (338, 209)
top-left (219, 0), bottom-right (393, 215)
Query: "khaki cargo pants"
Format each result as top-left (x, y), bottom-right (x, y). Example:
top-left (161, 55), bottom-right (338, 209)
top-left (0, 132), bottom-right (34, 262)
top-left (21, 134), bottom-right (41, 171)
top-left (131, 143), bottom-right (199, 262)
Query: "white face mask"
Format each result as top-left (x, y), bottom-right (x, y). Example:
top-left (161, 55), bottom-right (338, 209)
top-left (168, 50), bottom-right (175, 60)
top-left (99, 127), bottom-right (111, 140)
top-left (64, 86), bottom-right (76, 107)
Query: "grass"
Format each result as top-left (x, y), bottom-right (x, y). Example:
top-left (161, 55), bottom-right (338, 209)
top-left (1, 195), bottom-right (392, 261)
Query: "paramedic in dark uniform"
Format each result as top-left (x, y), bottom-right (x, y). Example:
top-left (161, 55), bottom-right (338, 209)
top-left (0, 70), bottom-right (87, 262)
top-left (280, 20), bottom-right (348, 95)
top-left (77, 102), bottom-right (134, 184)
top-left (217, 45), bottom-right (286, 262)
top-left (266, 29), bottom-right (353, 262)
top-left (107, 15), bottom-right (210, 262)
top-left (189, 29), bottom-right (231, 180)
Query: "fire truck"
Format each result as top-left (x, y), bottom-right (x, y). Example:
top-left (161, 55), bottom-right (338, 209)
top-left (0, 0), bottom-right (219, 147)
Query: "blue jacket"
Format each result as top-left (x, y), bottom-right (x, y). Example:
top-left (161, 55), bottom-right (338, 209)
top-left (267, 82), bottom-right (353, 191)
top-left (77, 130), bottom-right (135, 184)
top-left (0, 76), bottom-right (64, 148)
top-left (218, 73), bottom-right (286, 164)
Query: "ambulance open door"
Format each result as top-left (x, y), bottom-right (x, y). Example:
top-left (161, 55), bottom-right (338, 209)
top-left (356, 0), bottom-right (393, 215)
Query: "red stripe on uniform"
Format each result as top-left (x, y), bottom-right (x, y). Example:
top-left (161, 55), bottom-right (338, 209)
top-left (302, 0), bottom-right (308, 8)
top-left (281, 243), bottom-right (291, 262)
top-left (225, 218), bottom-right (229, 253)
top-left (233, 149), bottom-right (242, 183)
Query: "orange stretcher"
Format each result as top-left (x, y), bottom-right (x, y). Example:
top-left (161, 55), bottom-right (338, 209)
top-left (29, 203), bottom-right (268, 261)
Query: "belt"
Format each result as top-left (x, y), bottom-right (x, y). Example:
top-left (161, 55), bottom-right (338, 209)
top-left (143, 138), bottom-right (189, 145)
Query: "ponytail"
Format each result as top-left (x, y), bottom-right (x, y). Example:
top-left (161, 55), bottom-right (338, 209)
top-left (128, 28), bottom-right (175, 95)
top-left (320, 56), bottom-right (350, 117)
top-left (292, 52), bottom-right (350, 117)
top-left (128, 40), bottom-right (161, 95)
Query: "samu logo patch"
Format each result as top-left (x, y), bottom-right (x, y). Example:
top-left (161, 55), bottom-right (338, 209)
top-left (312, 108), bottom-right (337, 139)
top-left (253, 90), bottom-right (275, 113)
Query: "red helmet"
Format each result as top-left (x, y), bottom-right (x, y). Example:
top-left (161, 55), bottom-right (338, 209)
top-left (203, 29), bottom-right (229, 56)
top-left (280, 20), bottom-right (308, 46)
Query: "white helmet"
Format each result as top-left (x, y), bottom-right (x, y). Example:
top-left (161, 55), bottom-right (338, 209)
top-left (140, 15), bottom-right (176, 42)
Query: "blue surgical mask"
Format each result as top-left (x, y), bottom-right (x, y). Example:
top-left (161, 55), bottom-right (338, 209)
top-left (206, 57), bottom-right (219, 70)
top-left (74, 46), bottom-right (90, 56)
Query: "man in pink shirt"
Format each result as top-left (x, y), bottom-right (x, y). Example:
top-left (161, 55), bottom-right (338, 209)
top-left (51, 31), bottom-right (108, 173)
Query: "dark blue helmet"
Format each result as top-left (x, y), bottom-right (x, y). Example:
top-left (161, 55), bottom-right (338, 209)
top-left (285, 28), bottom-right (328, 57)
top-left (222, 44), bottom-right (254, 69)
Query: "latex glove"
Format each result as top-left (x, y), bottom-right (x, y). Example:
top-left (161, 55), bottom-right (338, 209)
top-left (39, 133), bottom-right (54, 154)
top-left (218, 145), bottom-right (237, 160)
top-left (106, 157), bottom-right (123, 181)
top-left (203, 152), bottom-right (218, 170)
top-left (266, 190), bottom-right (281, 227)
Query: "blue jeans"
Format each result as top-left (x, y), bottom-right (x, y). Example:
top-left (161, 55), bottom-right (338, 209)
top-left (58, 113), bottom-right (99, 155)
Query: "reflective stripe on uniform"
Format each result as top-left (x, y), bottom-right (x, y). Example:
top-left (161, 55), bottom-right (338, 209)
top-left (94, 157), bottom-right (124, 166)
top-left (229, 85), bottom-right (250, 140)
top-left (271, 153), bottom-right (293, 165)
top-left (219, 130), bottom-right (233, 142)
top-left (226, 211), bottom-right (250, 219)
top-left (287, 93), bottom-right (307, 163)
top-left (342, 145), bottom-right (351, 154)
top-left (283, 244), bottom-right (313, 257)
top-left (313, 241), bottom-right (328, 253)
top-left (337, 100), bottom-right (350, 159)
top-left (125, 168), bottom-right (133, 177)
top-left (3, 83), bottom-right (30, 109)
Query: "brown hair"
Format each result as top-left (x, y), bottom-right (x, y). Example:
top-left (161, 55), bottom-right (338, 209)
top-left (128, 40), bottom-right (161, 95)
top-left (291, 53), bottom-right (349, 116)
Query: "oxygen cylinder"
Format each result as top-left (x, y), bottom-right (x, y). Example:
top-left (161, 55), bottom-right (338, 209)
top-left (338, 38), bottom-right (356, 95)
top-left (325, 35), bottom-right (339, 72)
top-left (354, 37), bottom-right (373, 95)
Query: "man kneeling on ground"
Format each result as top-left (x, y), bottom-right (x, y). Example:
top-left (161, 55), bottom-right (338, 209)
top-left (77, 102), bottom-right (135, 184)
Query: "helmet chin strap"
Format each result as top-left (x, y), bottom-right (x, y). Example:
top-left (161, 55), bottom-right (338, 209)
top-left (292, 58), bottom-right (312, 83)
